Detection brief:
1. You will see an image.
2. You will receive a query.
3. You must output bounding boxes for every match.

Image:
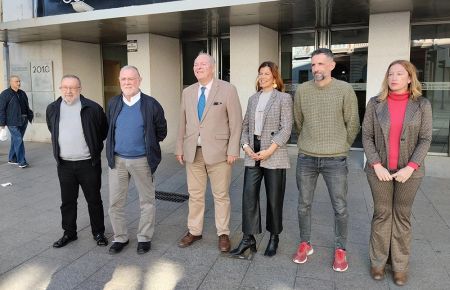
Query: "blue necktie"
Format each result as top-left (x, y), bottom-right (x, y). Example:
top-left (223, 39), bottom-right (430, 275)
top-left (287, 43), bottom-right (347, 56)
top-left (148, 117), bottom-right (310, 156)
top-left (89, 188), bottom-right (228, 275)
top-left (197, 87), bottom-right (206, 121)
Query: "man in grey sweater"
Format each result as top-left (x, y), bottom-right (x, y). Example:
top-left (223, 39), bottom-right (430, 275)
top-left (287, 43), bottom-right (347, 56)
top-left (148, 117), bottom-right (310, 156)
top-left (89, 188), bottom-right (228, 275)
top-left (46, 75), bottom-right (108, 248)
top-left (292, 48), bottom-right (359, 272)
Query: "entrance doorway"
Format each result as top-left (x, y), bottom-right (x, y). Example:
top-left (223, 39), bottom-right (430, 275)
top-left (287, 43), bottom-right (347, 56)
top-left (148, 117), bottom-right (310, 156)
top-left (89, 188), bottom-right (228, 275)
top-left (101, 44), bottom-right (127, 107)
top-left (280, 28), bottom-right (368, 148)
top-left (182, 37), bottom-right (230, 88)
top-left (331, 28), bottom-right (369, 149)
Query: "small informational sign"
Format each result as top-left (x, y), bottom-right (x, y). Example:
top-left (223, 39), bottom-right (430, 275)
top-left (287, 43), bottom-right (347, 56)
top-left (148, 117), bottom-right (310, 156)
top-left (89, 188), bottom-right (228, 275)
top-left (10, 64), bottom-right (32, 92)
top-left (32, 92), bottom-right (55, 123)
top-left (421, 82), bottom-right (450, 90)
top-left (127, 40), bottom-right (138, 52)
top-left (350, 83), bottom-right (367, 91)
top-left (31, 61), bottom-right (54, 92)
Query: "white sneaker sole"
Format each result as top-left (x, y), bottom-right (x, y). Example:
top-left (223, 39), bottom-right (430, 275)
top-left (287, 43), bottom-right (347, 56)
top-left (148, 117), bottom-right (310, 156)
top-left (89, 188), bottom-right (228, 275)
top-left (333, 264), bottom-right (349, 272)
top-left (292, 248), bottom-right (314, 264)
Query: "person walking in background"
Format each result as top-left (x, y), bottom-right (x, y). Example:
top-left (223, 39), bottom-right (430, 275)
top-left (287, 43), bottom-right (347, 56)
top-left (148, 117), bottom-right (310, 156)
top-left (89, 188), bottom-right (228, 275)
top-left (0, 75), bottom-right (34, 168)
top-left (362, 60), bottom-right (432, 286)
top-left (175, 53), bottom-right (242, 253)
top-left (106, 66), bottom-right (167, 255)
top-left (292, 48), bottom-right (359, 272)
top-left (46, 75), bottom-right (108, 248)
top-left (230, 61), bottom-right (292, 257)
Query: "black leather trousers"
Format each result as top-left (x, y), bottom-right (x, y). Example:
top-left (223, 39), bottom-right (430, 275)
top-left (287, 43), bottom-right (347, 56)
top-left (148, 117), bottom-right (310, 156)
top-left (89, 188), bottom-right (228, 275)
top-left (242, 136), bottom-right (286, 235)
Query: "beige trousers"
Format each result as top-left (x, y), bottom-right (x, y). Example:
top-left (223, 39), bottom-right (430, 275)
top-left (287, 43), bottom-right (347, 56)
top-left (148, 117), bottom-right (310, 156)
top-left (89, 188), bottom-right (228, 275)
top-left (367, 174), bottom-right (422, 272)
top-left (186, 148), bottom-right (232, 236)
top-left (108, 156), bottom-right (156, 243)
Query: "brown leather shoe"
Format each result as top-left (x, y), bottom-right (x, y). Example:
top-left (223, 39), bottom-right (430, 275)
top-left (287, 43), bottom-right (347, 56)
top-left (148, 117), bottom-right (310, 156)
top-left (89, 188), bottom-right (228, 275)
top-left (393, 271), bottom-right (408, 286)
top-left (218, 234), bottom-right (231, 252)
top-left (370, 266), bottom-right (385, 280)
top-left (178, 232), bottom-right (202, 248)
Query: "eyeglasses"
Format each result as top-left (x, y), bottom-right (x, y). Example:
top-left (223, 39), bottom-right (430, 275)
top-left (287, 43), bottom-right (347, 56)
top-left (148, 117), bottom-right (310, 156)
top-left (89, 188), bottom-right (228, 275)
top-left (193, 62), bottom-right (210, 68)
top-left (119, 77), bottom-right (138, 82)
top-left (60, 87), bottom-right (80, 91)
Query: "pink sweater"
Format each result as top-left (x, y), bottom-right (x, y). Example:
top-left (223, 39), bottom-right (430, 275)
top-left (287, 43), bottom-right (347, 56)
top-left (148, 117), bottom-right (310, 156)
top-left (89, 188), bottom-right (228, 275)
top-left (387, 92), bottom-right (418, 170)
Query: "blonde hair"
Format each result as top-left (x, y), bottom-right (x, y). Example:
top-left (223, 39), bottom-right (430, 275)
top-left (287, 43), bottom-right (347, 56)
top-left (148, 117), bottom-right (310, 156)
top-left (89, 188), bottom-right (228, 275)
top-left (378, 60), bottom-right (422, 101)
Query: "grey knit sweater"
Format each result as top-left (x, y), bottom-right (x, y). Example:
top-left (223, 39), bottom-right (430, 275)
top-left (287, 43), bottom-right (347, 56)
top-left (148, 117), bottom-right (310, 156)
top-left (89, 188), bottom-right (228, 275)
top-left (294, 78), bottom-right (360, 157)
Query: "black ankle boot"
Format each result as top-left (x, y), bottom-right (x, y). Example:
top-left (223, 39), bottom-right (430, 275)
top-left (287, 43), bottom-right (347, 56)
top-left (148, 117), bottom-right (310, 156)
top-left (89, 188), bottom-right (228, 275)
top-left (264, 234), bottom-right (279, 257)
top-left (230, 234), bottom-right (256, 256)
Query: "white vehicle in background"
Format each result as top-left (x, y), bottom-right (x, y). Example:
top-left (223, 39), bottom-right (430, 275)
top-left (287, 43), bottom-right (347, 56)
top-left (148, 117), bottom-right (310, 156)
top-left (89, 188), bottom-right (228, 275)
top-left (62, 0), bottom-right (94, 12)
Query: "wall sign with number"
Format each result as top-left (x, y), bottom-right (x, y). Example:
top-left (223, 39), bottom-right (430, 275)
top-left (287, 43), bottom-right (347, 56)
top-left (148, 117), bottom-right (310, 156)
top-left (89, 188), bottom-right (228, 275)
top-left (10, 60), bottom-right (54, 123)
top-left (31, 61), bottom-right (54, 92)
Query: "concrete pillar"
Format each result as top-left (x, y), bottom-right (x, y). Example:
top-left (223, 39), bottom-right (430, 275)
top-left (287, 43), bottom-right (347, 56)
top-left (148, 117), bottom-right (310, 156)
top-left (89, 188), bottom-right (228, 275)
top-left (366, 12), bottom-right (411, 101)
top-left (230, 25), bottom-right (278, 114)
top-left (2, 0), bottom-right (33, 22)
top-left (127, 33), bottom-right (181, 153)
top-left (363, 11), bottom-right (410, 165)
top-left (62, 40), bottom-right (103, 106)
top-left (127, 34), bottom-right (152, 94)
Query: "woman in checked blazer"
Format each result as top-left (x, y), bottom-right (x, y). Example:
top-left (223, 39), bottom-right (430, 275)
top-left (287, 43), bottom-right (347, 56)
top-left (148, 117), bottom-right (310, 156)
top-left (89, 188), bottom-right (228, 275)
top-left (230, 61), bottom-right (293, 257)
top-left (362, 60), bottom-right (432, 286)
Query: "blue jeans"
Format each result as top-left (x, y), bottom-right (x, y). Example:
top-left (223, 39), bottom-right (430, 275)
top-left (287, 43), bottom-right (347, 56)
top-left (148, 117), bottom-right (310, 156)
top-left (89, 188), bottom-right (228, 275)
top-left (296, 153), bottom-right (349, 249)
top-left (8, 116), bottom-right (28, 165)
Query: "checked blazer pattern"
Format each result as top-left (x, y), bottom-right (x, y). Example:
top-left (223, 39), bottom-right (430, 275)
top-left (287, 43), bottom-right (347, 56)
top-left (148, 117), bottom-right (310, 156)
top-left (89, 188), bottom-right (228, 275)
top-left (241, 89), bottom-right (293, 169)
top-left (362, 96), bottom-right (432, 178)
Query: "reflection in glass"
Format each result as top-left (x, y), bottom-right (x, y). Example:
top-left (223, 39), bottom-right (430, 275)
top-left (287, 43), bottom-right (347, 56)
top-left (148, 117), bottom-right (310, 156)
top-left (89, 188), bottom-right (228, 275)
top-left (280, 33), bottom-right (315, 144)
top-left (411, 29), bottom-right (450, 154)
top-left (331, 29), bottom-right (368, 149)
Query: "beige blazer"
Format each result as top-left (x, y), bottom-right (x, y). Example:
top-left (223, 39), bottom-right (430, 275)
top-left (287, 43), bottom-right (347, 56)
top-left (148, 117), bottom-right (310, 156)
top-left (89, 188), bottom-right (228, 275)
top-left (175, 79), bottom-right (243, 165)
top-left (241, 90), bottom-right (293, 169)
top-left (362, 96), bottom-right (432, 178)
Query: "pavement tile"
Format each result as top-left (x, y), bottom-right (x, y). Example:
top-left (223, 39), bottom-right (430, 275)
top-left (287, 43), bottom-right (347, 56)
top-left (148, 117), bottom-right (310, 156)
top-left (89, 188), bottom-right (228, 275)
top-left (293, 277), bottom-right (334, 290)
top-left (45, 251), bottom-right (112, 290)
top-left (241, 271), bottom-right (296, 289)
top-left (0, 256), bottom-right (70, 290)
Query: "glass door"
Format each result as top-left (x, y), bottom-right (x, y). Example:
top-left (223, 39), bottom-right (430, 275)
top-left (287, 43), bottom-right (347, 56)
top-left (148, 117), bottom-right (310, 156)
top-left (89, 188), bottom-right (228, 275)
top-left (331, 28), bottom-right (369, 149)
top-left (280, 32), bottom-right (316, 144)
top-left (411, 24), bottom-right (450, 155)
top-left (182, 37), bottom-right (230, 88)
top-left (182, 40), bottom-right (209, 88)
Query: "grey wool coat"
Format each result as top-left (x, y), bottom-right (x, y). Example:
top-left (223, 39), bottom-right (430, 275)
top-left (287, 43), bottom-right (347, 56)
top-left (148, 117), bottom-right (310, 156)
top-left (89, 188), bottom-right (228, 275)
top-left (362, 95), bottom-right (432, 178)
top-left (241, 89), bottom-right (293, 169)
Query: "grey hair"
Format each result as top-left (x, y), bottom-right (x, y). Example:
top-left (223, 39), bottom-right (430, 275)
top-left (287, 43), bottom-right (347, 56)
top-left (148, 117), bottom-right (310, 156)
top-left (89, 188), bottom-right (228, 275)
top-left (9, 75), bottom-right (20, 81)
top-left (311, 48), bottom-right (334, 60)
top-left (120, 65), bottom-right (141, 77)
top-left (196, 52), bottom-right (216, 65)
top-left (61, 74), bottom-right (81, 86)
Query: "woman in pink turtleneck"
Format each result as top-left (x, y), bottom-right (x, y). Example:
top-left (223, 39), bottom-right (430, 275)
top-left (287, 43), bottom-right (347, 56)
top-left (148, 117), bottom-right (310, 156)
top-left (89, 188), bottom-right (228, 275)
top-left (362, 60), bottom-right (432, 286)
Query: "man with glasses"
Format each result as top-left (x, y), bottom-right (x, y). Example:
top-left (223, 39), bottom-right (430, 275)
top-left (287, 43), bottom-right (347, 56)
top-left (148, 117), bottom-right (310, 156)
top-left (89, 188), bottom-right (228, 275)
top-left (0, 75), bottom-right (34, 168)
top-left (46, 75), bottom-right (108, 248)
top-left (106, 66), bottom-right (167, 255)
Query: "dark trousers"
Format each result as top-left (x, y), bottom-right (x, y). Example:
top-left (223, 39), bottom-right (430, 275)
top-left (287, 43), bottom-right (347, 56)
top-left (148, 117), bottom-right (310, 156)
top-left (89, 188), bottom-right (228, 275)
top-left (242, 137), bottom-right (286, 235)
top-left (296, 153), bottom-right (349, 249)
top-left (57, 159), bottom-right (105, 237)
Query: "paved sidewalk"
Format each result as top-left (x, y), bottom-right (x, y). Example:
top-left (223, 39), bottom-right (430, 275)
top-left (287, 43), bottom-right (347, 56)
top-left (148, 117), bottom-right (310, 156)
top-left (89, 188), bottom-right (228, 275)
top-left (0, 142), bottom-right (449, 290)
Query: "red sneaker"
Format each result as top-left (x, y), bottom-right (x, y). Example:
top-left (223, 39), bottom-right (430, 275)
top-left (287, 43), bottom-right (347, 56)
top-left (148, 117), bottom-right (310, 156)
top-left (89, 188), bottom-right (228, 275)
top-left (333, 248), bottom-right (349, 272)
top-left (292, 242), bottom-right (314, 264)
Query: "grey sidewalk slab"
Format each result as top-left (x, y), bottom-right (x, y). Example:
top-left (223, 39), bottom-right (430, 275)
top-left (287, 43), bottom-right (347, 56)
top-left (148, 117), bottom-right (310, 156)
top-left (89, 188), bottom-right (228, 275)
top-left (0, 142), bottom-right (449, 290)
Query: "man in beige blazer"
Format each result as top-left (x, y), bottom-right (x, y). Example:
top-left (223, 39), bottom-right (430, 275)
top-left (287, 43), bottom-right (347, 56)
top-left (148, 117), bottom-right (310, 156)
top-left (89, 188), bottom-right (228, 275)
top-left (175, 53), bottom-right (242, 252)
